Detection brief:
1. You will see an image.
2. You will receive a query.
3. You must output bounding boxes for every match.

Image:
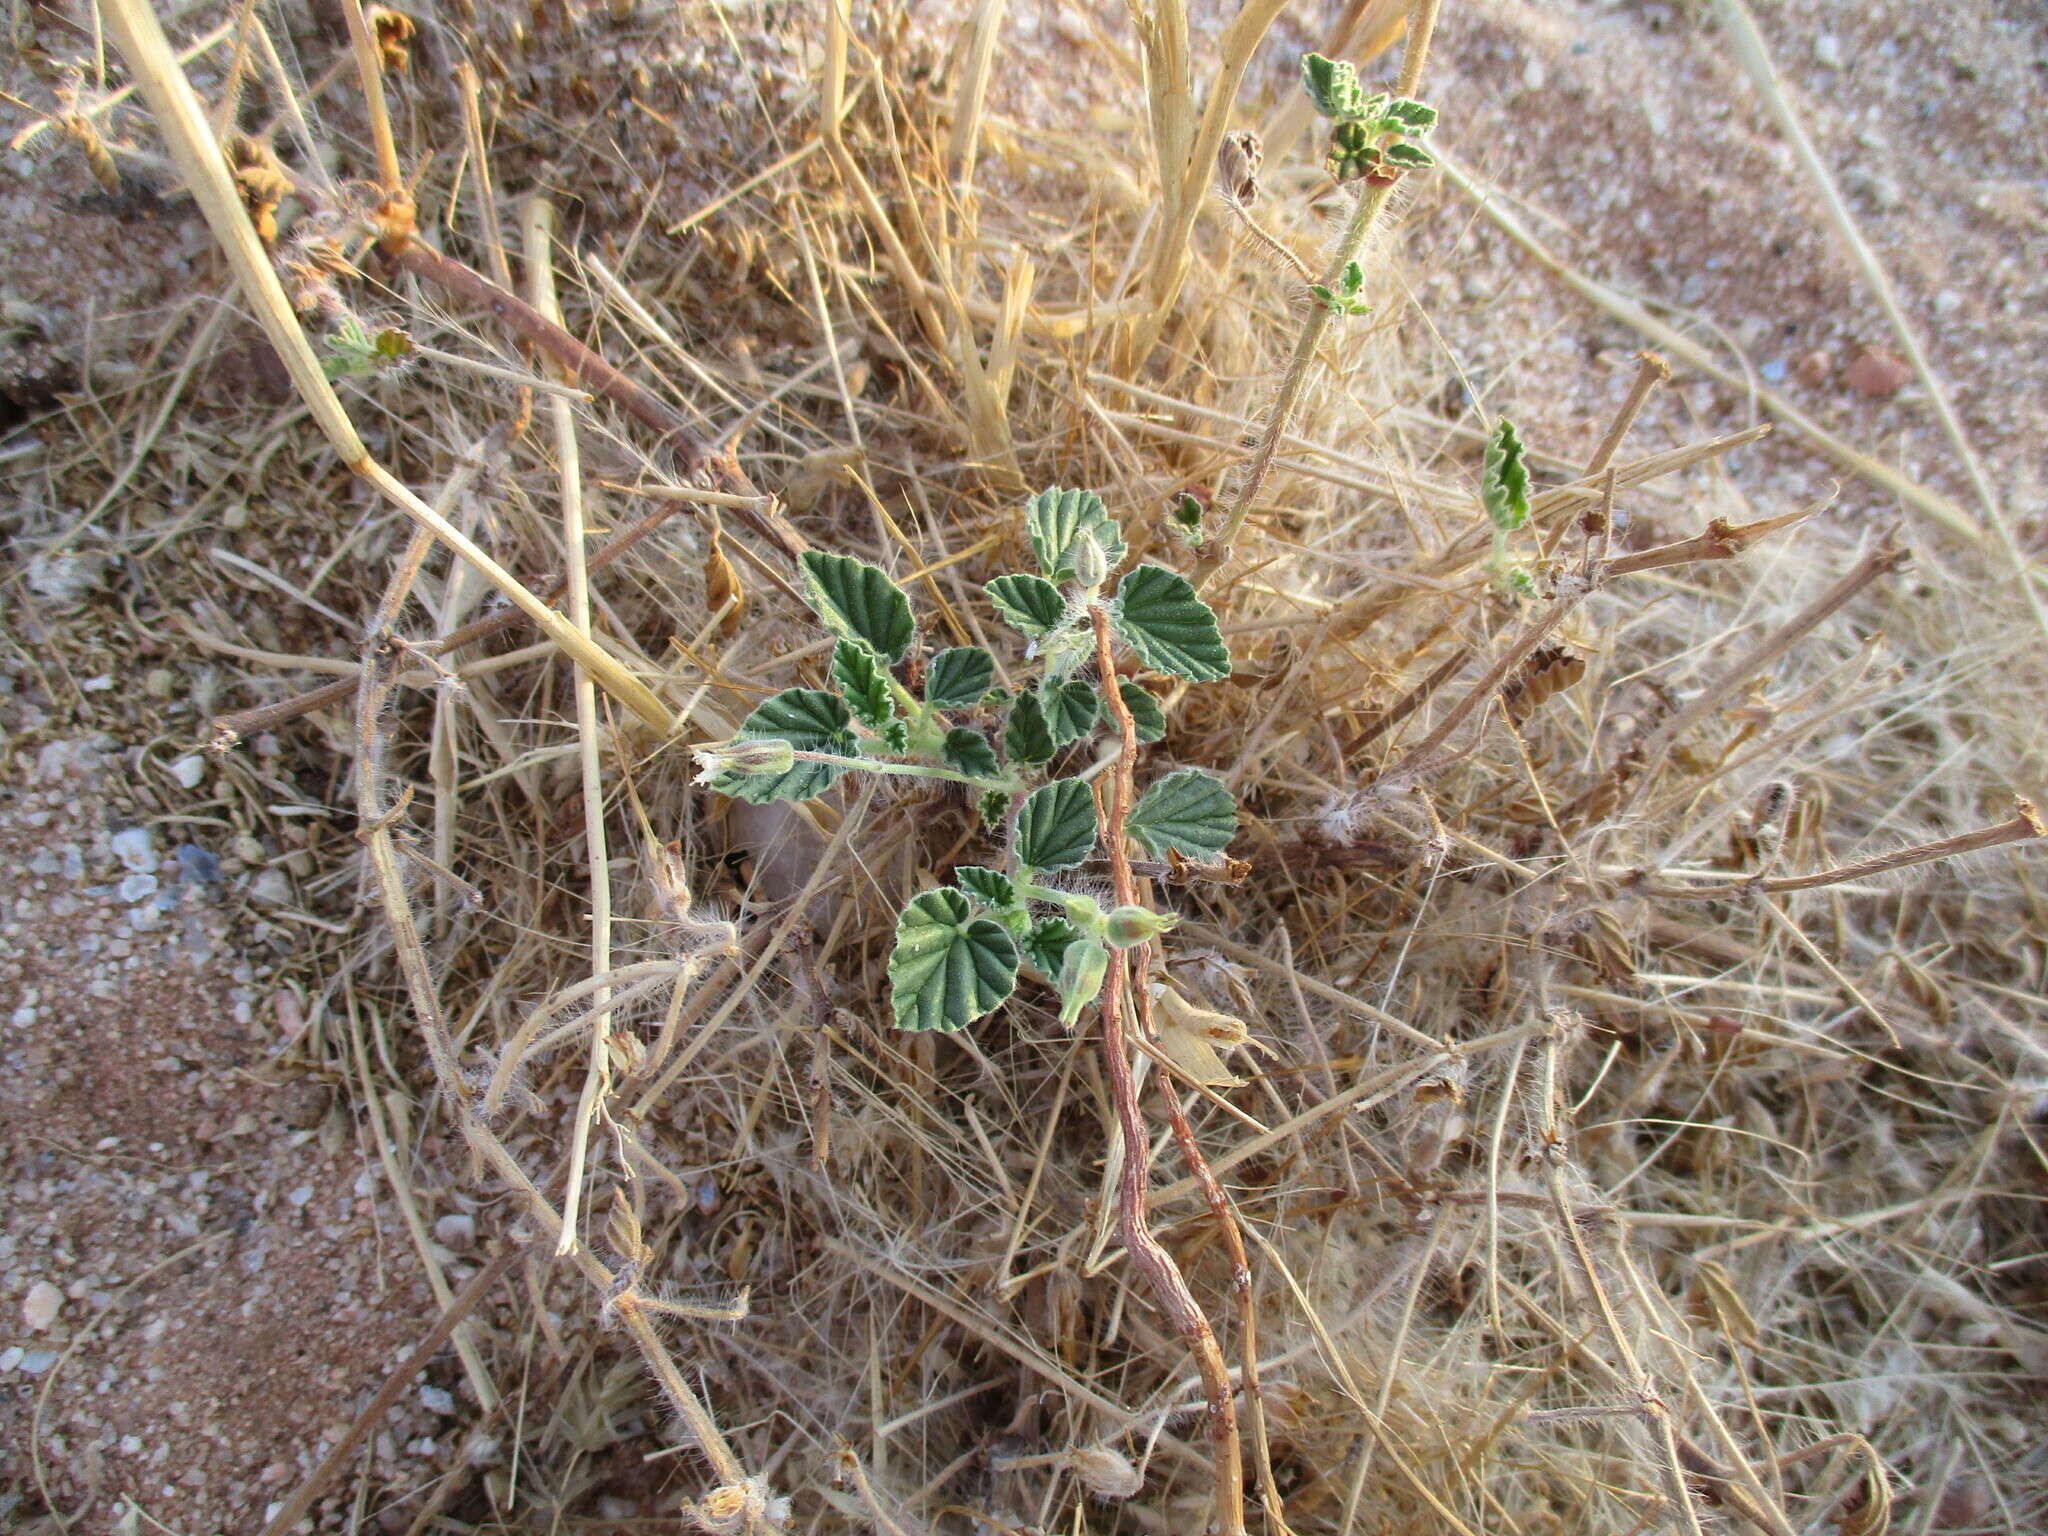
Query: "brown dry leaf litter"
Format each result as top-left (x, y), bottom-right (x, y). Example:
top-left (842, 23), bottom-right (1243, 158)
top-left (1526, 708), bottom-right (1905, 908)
top-left (3, 0), bottom-right (2047, 1533)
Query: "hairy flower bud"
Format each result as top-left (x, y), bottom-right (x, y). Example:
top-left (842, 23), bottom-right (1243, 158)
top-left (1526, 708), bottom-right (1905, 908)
top-left (1069, 529), bottom-right (1109, 590)
top-left (1103, 904), bottom-right (1177, 948)
top-left (691, 736), bottom-right (795, 784)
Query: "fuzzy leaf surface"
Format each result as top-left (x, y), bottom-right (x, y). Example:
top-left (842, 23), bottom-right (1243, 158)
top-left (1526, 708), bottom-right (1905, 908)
top-left (1117, 681), bottom-right (1167, 744)
top-left (887, 889), bottom-right (1018, 1032)
top-left (942, 727), bottom-right (1000, 781)
top-left (1020, 915), bottom-right (1081, 977)
top-left (1042, 680), bottom-right (1100, 747)
top-left (830, 639), bottom-right (895, 731)
top-left (1482, 418), bottom-right (1531, 533)
top-left (799, 550), bottom-right (914, 663)
top-left (712, 688), bottom-right (853, 804)
top-left (926, 646), bottom-right (996, 710)
top-left (1126, 768), bottom-right (1238, 861)
top-left (1014, 776), bottom-right (1100, 873)
top-left (1301, 51), bottom-right (1365, 119)
top-left (1004, 689), bottom-right (1056, 765)
top-left (1112, 564), bottom-right (1231, 682)
top-left (1026, 487), bottom-right (1127, 582)
top-left (986, 573), bottom-right (1067, 638)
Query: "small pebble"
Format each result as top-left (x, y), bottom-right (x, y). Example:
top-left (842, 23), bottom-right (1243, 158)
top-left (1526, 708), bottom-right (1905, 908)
top-left (1759, 359), bottom-right (1788, 383)
top-left (433, 1213), bottom-right (475, 1250)
top-left (177, 844), bottom-right (223, 884)
top-left (0, 1345), bottom-right (23, 1371)
top-left (1793, 349), bottom-right (1835, 387)
top-left (144, 667), bottom-right (177, 699)
top-left (419, 1384), bottom-right (456, 1416)
top-left (120, 873), bottom-right (160, 904)
top-left (111, 826), bottom-right (156, 873)
top-left (23, 1281), bottom-right (64, 1332)
top-left (1813, 33), bottom-right (1844, 69)
top-left (19, 1350), bottom-right (59, 1375)
top-left (169, 755), bottom-right (207, 789)
top-left (1845, 347), bottom-right (1911, 397)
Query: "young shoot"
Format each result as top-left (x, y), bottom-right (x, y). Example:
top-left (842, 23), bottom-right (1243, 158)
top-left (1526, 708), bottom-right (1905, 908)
top-left (699, 486), bottom-right (1239, 1033)
top-left (1482, 417), bottom-right (1536, 597)
top-left (1300, 51), bottom-right (1439, 185)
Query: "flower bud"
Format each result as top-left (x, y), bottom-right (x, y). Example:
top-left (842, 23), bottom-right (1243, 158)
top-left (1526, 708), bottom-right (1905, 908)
top-left (691, 736), bottom-right (795, 784)
top-left (1103, 904), bottom-right (1178, 948)
top-left (1056, 938), bottom-right (1110, 1028)
top-left (1069, 529), bottom-right (1109, 589)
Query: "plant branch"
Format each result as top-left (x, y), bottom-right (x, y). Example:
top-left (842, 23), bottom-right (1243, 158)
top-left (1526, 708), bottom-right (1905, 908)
top-left (1091, 607), bottom-right (1246, 1536)
top-left (1641, 798), bottom-right (2044, 900)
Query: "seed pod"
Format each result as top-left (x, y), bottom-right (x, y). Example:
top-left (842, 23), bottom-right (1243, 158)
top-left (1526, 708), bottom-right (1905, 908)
top-left (1103, 904), bottom-right (1177, 948)
top-left (1069, 529), bottom-right (1108, 590)
top-left (1068, 1444), bottom-right (1143, 1500)
top-left (1056, 938), bottom-right (1110, 1028)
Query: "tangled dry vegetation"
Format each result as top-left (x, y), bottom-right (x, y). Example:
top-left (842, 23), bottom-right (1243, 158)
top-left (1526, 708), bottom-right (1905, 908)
top-left (5, 0), bottom-right (2048, 1531)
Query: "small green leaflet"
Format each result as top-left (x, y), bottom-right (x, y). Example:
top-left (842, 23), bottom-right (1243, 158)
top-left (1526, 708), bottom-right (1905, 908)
top-left (1126, 768), bottom-right (1238, 861)
top-left (977, 789), bottom-right (1011, 831)
top-left (1020, 915), bottom-right (1080, 976)
top-left (953, 865), bottom-right (1019, 913)
top-left (1041, 680), bottom-right (1099, 747)
top-left (1025, 487), bottom-right (1127, 582)
top-left (1004, 689), bottom-right (1056, 765)
top-left (830, 639), bottom-right (895, 732)
top-left (986, 573), bottom-right (1066, 638)
top-left (798, 550), bottom-right (915, 663)
top-left (1112, 565), bottom-right (1231, 682)
top-left (712, 688), bottom-right (853, 804)
top-left (1383, 141), bottom-right (1435, 170)
top-left (1014, 776), bottom-right (1099, 872)
top-left (926, 646), bottom-right (996, 710)
top-left (1482, 418), bottom-right (1530, 533)
top-left (887, 888), bottom-right (1018, 1032)
top-left (1118, 681), bottom-right (1167, 744)
top-left (1301, 52), bottom-right (1365, 120)
top-left (1381, 97), bottom-right (1438, 133)
top-left (942, 727), bottom-right (999, 780)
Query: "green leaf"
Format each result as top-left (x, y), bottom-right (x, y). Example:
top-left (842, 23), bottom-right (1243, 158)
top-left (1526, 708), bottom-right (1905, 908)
top-left (1015, 776), bottom-right (1099, 872)
top-left (1381, 96), bottom-right (1438, 133)
top-left (986, 573), bottom-right (1067, 638)
top-left (883, 717), bottom-right (912, 754)
top-left (1020, 915), bottom-right (1081, 977)
top-left (1301, 51), bottom-right (1365, 120)
top-left (1004, 689), bottom-right (1056, 765)
top-left (941, 727), bottom-right (1000, 780)
top-left (1126, 768), bottom-right (1238, 862)
top-left (1482, 418), bottom-right (1531, 534)
top-left (1383, 141), bottom-right (1434, 169)
top-left (830, 639), bottom-right (895, 732)
top-left (1041, 680), bottom-right (1099, 747)
top-left (1025, 487), bottom-right (1127, 582)
top-left (887, 888), bottom-right (1018, 1032)
top-left (798, 550), bottom-right (915, 663)
top-left (1117, 681), bottom-right (1167, 744)
top-left (926, 646), bottom-right (996, 710)
top-left (954, 865), bottom-right (1019, 912)
top-left (977, 789), bottom-right (1012, 831)
top-left (711, 688), bottom-right (854, 804)
top-left (1111, 565), bottom-right (1231, 682)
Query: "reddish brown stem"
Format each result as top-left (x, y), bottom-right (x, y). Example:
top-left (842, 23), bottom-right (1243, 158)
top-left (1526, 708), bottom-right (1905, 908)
top-left (1644, 797), bottom-right (2045, 900)
top-left (382, 239), bottom-right (807, 564)
top-left (1090, 607), bottom-right (1246, 1536)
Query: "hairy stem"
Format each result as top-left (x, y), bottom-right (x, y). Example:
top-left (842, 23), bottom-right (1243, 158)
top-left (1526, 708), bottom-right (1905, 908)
top-left (1198, 0), bottom-right (1443, 585)
top-left (1090, 607), bottom-right (1246, 1536)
